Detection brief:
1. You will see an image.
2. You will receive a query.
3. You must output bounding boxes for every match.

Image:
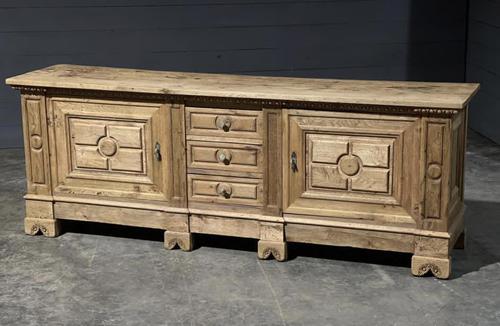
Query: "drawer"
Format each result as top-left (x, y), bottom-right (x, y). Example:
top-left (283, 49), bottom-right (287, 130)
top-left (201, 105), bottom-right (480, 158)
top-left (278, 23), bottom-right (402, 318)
top-left (186, 107), bottom-right (263, 139)
top-left (188, 174), bottom-right (263, 206)
top-left (187, 141), bottom-right (263, 175)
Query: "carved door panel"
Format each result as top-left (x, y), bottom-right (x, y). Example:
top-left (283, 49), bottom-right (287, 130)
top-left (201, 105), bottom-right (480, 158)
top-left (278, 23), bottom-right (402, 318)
top-left (49, 97), bottom-right (186, 205)
top-left (284, 110), bottom-right (421, 225)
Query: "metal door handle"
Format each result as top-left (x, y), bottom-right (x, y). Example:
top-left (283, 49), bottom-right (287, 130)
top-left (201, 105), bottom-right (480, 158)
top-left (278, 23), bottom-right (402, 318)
top-left (154, 142), bottom-right (162, 161)
top-left (291, 151), bottom-right (298, 172)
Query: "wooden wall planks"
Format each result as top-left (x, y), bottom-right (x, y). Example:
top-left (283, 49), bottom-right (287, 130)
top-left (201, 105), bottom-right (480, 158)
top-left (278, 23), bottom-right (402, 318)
top-left (466, 0), bottom-right (500, 144)
top-left (1, 0), bottom-right (468, 147)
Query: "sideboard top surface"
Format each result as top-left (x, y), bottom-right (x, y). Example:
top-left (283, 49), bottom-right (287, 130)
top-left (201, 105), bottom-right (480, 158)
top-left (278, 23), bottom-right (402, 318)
top-left (6, 64), bottom-right (479, 109)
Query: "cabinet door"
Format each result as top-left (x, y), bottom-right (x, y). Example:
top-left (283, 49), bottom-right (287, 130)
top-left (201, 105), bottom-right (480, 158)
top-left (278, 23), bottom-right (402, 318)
top-left (284, 110), bottom-right (421, 225)
top-left (49, 97), bottom-right (186, 205)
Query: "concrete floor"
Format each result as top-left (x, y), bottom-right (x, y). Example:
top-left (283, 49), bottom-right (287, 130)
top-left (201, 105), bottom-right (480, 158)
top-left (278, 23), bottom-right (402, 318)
top-left (1, 130), bottom-right (499, 326)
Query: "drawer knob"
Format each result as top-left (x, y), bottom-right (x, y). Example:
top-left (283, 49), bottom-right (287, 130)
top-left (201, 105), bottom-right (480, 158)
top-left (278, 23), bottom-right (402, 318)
top-left (216, 116), bottom-right (232, 132)
top-left (216, 183), bottom-right (232, 199)
top-left (216, 149), bottom-right (232, 165)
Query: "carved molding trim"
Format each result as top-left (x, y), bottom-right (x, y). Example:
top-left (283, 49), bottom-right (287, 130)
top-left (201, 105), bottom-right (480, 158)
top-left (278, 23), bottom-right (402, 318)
top-left (15, 86), bottom-right (47, 95)
top-left (48, 87), bottom-right (166, 101)
top-left (27, 87), bottom-right (462, 117)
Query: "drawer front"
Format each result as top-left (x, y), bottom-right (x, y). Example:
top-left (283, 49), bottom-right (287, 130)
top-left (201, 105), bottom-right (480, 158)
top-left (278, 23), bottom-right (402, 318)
top-left (188, 174), bottom-right (263, 206)
top-left (186, 107), bottom-right (263, 139)
top-left (187, 141), bottom-right (263, 174)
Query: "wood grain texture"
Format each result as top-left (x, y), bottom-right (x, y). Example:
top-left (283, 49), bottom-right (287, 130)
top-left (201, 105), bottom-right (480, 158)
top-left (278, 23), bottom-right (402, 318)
top-left (54, 202), bottom-right (188, 231)
top-left (25, 199), bottom-right (54, 220)
top-left (285, 223), bottom-right (415, 254)
top-left (6, 65), bottom-right (479, 109)
top-left (190, 214), bottom-right (260, 239)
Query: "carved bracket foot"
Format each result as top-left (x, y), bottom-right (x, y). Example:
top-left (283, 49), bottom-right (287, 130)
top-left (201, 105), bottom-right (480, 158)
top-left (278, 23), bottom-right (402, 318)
top-left (257, 240), bottom-right (287, 262)
top-left (24, 217), bottom-right (61, 237)
top-left (411, 255), bottom-right (451, 279)
top-left (164, 231), bottom-right (193, 252)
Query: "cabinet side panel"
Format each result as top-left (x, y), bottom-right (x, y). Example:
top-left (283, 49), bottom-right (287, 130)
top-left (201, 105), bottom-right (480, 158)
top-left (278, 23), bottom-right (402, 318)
top-left (21, 93), bottom-right (51, 196)
top-left (447, 110), bottom-right (467, 229)
top-left (421, 117), bottom-right (452, 232)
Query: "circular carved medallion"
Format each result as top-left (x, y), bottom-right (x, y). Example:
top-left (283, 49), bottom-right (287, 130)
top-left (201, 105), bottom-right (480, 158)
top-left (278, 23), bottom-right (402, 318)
top-left (98, 137), bottom-right (118, 157)
top-left (30, 134), bottom-right (42, 150)
top-left (427, 164), bottom-right (442, 179)
top-left (338, 155), bottom-right (361, 176)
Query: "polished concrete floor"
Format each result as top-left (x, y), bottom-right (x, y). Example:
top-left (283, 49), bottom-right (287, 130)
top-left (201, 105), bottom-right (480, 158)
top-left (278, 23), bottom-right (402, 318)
top-left (1, 130), bottom-right (499, 326)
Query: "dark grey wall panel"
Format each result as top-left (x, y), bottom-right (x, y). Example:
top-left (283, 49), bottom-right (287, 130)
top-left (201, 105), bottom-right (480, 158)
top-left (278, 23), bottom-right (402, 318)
top-left (1, 0), bottom-right (467, 148)
top-left (467, 0), bottom-right (500, 144)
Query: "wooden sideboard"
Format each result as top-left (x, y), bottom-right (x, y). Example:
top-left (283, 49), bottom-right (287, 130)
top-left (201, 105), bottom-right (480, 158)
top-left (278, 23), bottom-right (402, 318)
top-left (6, 65), bottom-right (479, 279)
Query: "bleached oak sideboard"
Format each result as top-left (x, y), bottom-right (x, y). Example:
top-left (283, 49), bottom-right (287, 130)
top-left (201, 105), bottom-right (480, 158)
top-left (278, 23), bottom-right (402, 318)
top-left (6, 65), bottom-right (479, 279)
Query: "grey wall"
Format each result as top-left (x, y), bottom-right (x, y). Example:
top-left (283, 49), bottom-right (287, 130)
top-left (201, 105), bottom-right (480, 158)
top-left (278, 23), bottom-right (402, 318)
top-left (467, 0), bottom-right (500, 144)
top-left (1, 0), bottom-right (468, 148)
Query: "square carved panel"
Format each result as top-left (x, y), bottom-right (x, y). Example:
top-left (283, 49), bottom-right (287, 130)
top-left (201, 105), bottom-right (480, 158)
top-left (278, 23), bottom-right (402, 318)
top-left (307, 134), bottom-right (394, 196)
top-left (69, 118), bottom-right (146, 175)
